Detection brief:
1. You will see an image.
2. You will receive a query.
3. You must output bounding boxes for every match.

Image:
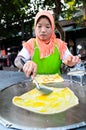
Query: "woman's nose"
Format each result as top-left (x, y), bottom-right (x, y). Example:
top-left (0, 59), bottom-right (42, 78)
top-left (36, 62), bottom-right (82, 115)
top-left (41, 27), bottom-right (46, 32)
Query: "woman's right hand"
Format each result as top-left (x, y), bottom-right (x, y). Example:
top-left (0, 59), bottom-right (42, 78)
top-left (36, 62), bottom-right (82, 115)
top-left (23, 61), bottom-right (37, 79)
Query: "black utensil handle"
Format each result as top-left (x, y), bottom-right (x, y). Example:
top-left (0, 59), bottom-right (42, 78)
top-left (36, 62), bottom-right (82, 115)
top-left (20, 58), bottom-right (25, 66)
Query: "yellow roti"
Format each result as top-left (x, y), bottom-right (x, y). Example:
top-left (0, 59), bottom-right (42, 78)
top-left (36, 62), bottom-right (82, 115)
top-left (12, 87), bottom-right (79, 114)
top-left (34, 74), bottom-right (64, 83)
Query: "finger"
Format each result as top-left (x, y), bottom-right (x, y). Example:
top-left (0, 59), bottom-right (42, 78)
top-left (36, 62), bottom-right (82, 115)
top-left (72, 56), bottom-right (81, 63)
top-left (63, 56), bottom-right (72, 65)
top-left (31, 64), bottom-right (37, 79)
top-left (67, 55), bottom-right (73, 62)
top-left (23, 63), bottom-right (32, 77)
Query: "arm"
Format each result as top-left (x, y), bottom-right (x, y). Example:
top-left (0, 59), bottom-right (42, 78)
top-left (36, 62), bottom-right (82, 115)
top-left (63, 54), bottom-right (81, 67)
top-left (14, 47), bottom-right (31, 71)
top-left (14, 47), bottom-right (37, 78)
top-left (62, 48), bottom-right (81, 67)
top-left (57, 38), bottom-right (81, 67)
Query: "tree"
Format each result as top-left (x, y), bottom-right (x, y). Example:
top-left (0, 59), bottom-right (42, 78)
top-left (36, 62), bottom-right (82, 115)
top-left (62, 0), bottom-right (86, 26)
top-left (0, 0), bottom-right (34, 38)
top-left (0, 0), bottom-right (85, 40)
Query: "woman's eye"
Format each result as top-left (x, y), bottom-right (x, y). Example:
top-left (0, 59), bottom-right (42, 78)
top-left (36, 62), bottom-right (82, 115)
top-left (46, 26), bottom-right (50, 28)
top-left (37, 25), bottom-right (41, 28)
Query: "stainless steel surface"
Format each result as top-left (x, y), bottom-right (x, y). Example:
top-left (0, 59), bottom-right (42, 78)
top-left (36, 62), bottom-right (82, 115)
top-left (67, 72), bottom-right (85, 86)
top-left (0, 79), bottom-right (86, 130)
top-left (67, 70), bottom-right (85, 76)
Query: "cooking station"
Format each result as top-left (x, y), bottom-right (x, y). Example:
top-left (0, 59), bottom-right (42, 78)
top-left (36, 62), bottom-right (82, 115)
top-left (0, 70), bottom-right (86, 130)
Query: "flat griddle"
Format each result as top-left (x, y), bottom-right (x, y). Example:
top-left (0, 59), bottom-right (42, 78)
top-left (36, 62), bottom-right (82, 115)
top-left (0, 79), bottom-right (86, 130)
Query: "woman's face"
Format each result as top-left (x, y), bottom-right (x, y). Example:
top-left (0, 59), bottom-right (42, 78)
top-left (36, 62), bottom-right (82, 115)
top-left (35, 17), bottom-right (52, 41)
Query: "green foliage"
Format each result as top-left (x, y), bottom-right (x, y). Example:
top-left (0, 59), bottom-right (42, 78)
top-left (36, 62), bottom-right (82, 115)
top-left (61, 0), bottom-right (85, 26)
top-left (0, 0), bottom-right (85, 39)
top-left (0, 0), bottom-right (32, 38)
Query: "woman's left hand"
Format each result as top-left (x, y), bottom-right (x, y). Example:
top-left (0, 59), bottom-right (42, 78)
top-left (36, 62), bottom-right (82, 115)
top-left (63, 55), bottom-right (81, 67)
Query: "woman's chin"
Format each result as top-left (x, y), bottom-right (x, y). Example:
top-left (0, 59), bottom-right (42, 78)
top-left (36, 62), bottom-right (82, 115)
top-left (39, 37), bottom-right (47, 41)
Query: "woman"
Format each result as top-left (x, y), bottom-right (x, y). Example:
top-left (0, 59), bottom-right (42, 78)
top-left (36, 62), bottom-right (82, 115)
top-left (14, 10), bottom-right (80, 78)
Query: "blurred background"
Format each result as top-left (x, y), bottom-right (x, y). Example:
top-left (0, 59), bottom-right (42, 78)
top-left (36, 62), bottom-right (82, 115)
top-left (0, 0), bottom-right (86, 71)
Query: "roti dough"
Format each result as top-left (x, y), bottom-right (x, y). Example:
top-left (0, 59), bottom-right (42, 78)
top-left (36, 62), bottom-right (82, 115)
top-left (13, 87), bottom-right (79, 114)
top-left (34, 74), bottom-right (64, 83)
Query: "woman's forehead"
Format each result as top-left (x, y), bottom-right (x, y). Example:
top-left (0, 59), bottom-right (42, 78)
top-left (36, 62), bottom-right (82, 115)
top-left (36, 16), bottom-right (51, 25)
top-left (34, 10), bottom-right (55, 30)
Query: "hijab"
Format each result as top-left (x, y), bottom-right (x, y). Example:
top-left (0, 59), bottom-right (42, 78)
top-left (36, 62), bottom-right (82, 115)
top-left (23, 10), bottom-right (67, 59)
top-left (34, 10), bottom-right (56, 58)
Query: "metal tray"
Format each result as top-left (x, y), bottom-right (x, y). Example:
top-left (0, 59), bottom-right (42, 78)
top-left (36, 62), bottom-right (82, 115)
top-left (0, 80), bottom-right (86, 130)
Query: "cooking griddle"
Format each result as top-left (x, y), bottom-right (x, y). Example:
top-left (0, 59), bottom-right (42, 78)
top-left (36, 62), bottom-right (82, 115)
top-left (0, 80), bottom-right (86, 130)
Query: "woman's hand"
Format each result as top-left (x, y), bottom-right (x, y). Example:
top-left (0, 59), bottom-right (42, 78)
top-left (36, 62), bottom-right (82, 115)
top-left (23, 61), bottom-right (37, 79)
top-left (63, 55), bottom-right (81, 67)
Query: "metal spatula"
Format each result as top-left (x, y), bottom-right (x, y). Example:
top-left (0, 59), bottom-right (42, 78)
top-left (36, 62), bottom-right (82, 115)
top-left (20, 59), bottom-right (53, 94)
top-left (32, 79), bottom-right (53, 94)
